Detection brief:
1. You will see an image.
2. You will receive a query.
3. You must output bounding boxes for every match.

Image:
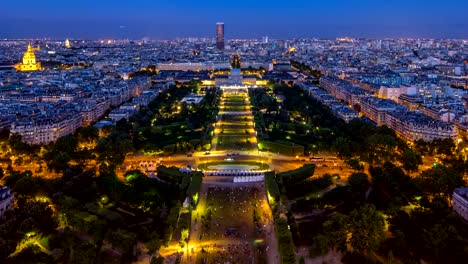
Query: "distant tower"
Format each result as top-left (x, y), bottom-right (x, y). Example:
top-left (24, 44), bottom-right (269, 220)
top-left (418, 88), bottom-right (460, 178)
top-left (15, 43), bottom-right (41, 72)
top-left (65, 39), bottom-right (71, 49)
top-left (216, 22), bottom-right (225, 50)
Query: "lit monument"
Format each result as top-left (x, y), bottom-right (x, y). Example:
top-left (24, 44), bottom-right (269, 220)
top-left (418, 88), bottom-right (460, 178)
top-left (15, 43), bottom-right (41, 72)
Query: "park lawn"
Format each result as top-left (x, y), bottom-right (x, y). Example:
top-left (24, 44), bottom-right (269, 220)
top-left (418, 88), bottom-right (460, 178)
top-left (37, 235), bottom-right (51, 251)
top-left (221, 115), bottom-right (253, 122)
top-left (219, 128), bottom-right (253, 135)
top-left (198, 161), bottom-right (269, 171)
top-left (223, 96), bottom-right (247, 103)
top-left (222, 105), bottom-right (250, 112)
top-left (216, 135), bottom-right (253, 150)
top-left (220, 121), bottom-right (252, 126)
top-left (220, 125), bottom-right (252, 131)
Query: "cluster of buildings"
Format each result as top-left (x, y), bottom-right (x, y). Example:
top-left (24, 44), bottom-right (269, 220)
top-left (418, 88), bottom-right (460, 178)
top-left (1, 43), bottom-right (155, 144)
top-left (300, 84), bottom-right (359, 123)
top-left (0, 24), bottom-right (467, 145)
top-left (313, 76), bottom-right (459, 142)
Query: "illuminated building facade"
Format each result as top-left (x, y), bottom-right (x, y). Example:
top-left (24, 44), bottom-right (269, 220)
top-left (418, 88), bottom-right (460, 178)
top-left (0, 186), bottom-right (14, 219)
top-left (65, 39), bottom-right (71, 49)
top-left (216, 22), bottom-right (225, 50)
top-left (453, 188), bottom-right (468, 222)
top-left (15, 43), bottom-right (41, 72)
top-left (231, 54), bottom-right (241, 69)
top-left (10, 114), bottom-right (82, 145)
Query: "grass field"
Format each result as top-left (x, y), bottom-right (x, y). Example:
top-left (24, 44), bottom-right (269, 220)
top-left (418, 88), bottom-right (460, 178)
top-left (197, 161), bottom-right (269, 171)
top-left (213, 89), bottom-right (258, 152)
top-left (216, 135), bottom-right (256, 150)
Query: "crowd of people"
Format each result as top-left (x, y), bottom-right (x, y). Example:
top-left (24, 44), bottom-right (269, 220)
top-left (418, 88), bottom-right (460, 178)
top-left (199, 243), bottom-right (253, 264)
top-left (176, 184), bottom-right (275, 263)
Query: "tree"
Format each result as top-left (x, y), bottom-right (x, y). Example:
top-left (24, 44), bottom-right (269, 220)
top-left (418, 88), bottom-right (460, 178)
top-left (369, 162), bottom-right (415, 209)
top-left (323, 213), bottom-right (348, 252)
top-left (422, 224), bottom-right (450, 260)
top-left (96, 130), bottom-right (134, 165)
top-left (365, 134), bottom-right (397, 165)
top-left (333, 137), bottom-right (352, 158)
top-left (346, 158), bottom-right (364, 171)
top-left (348, 204), bottom-right (385, 255)
top-left (106, 229), bottom-right (137, 254)
top-left (8, 133), bottom-right (30, 155)
top-left (13, 175), bottom-right (39, 196)
top-left (77, 126), bottom-right (99, 142)
top-left (416, 165), bottom-right (464, 201)
top-left (43, 135), bottom-right (79, 173)
top-left (299, 256), bottom-right (305, 264)
top-left (310, 234), bottom-right (329, 257)
top-left (434, 138), bottom-right (456, 157)
top-left (348, 172), bottom-right (370, 194)
top-left (70, 241), bottom-right (97, 264)
top-left (399, 149), bottom-right (422, 173)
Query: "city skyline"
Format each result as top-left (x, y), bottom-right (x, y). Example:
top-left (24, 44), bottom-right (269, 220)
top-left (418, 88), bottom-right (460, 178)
top-left (1, 0), bottom-right (467, 39)
top-left (1, 1), bottom-right (468, 263)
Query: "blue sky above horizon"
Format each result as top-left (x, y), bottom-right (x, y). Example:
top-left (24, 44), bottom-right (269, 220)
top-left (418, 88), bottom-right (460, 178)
top-left (1, 0), bottom-right (467, 39)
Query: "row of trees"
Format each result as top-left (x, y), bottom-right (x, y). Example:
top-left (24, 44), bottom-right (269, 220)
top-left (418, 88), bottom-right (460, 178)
top-left (298, 160), bottom-right (466, 262)
top-left (0, 83), bottom-right (208, 262)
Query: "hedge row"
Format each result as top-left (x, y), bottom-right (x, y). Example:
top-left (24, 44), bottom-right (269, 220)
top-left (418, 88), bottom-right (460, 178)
top-left (258, 140), bottom-right (304, 156)
top-left (275, 217), bottom-right (296, 264)
top-left (286, 174), bottom-right (333, 199)
top-left (157, 166), bottom-right (185, 184)
top-left (187, 172), bottom-right (203, 206)
top-left (277, 164), bottom-right (315, 187)
top-left (265, 172), bottom-right (280, 206)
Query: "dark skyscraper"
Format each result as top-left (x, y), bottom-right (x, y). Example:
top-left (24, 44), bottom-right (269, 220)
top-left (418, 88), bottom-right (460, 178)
top-left (216, 22), bottom-right (224, 50)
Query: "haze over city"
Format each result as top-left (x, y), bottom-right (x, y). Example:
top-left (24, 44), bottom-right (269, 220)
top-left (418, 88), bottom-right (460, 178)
top-left (1, 0), bottom-right (468, 39)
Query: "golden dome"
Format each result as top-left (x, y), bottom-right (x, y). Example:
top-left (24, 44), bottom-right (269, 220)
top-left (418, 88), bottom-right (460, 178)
top-left (65, 39), bottom-right (71, 49)
top-left (22, 43), bottom-right (37, 65)
top-left (16, 43), bottom-right (41, 72)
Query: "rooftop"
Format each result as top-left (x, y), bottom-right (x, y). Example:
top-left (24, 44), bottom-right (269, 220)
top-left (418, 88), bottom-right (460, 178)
top-left (454, 188), bottom-right (468, 200)
top-left (0, 186), bottom-right (12, 202)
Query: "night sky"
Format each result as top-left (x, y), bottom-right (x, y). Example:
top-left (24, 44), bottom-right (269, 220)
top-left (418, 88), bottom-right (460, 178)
top-left (1, 0), bottom-right (467, 39)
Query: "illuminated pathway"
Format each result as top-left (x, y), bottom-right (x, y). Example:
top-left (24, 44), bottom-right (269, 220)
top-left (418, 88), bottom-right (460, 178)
top-left (211, 86), bottom-right (258, 152)
top-left (158, 86), bottom-right (280, 263)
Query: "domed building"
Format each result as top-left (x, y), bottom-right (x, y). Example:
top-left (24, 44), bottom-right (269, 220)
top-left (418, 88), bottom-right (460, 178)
top-left (65, 39), bottom-right (71, 49)
top-left (15, 43), bottom-right (41, 72)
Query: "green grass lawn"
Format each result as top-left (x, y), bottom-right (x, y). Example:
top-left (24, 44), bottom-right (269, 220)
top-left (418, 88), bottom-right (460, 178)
top-left (219, 128), bottom-right (251, 135)
top-left (198, 161), bottom-right (269, 171)
top-left (37, 236), bottom-right (50, 250)
top-left (222, 105), bottom-right (249, 112)
top-left (221, 115), bottom-right (253, 122)
top-left (216, 135), bottom-right (253, 150)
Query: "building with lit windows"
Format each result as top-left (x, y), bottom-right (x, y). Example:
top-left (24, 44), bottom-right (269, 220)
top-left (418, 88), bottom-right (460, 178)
top-left (385, 110), bottom-right (456, 142)
top-left (453, 188), bottom-right (468, 222)
top-left (0, 186), bottom-right (14, 219)
top-left (359, 97), bottom-right (399, 125)
top-left (81, 98), bottom-right (110, 126)
top-left (216, 22), bottom-right (225, 50)
top-left (455, 115), bottom-right (468, 139)
top-left (15, 43), bottom-right (42, 72)
top-left (10, 113), bottom-right (83, 145)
